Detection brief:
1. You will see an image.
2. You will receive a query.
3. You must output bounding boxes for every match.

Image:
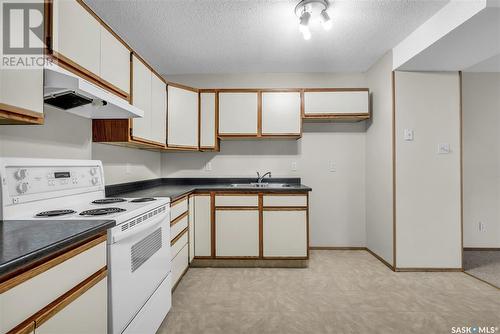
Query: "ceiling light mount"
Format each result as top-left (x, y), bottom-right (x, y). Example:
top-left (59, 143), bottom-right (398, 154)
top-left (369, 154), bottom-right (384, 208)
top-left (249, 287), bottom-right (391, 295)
top-left (295, 0), bottom-right (332, 39)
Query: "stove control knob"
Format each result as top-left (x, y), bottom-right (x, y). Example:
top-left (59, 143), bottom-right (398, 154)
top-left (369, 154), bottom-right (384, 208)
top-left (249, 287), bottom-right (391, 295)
top-left (90, 167), bottom-right (98, 176)
top-left (17, 182), bottom-right (28, 194)
top-left (91, 177), bottom-right (99, 185)
top-left (15, 169), bottom-right (28, 180)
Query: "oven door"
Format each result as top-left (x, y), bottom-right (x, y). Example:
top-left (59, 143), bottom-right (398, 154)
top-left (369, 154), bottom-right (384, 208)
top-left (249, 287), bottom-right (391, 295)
top-left (108, 211), bottom-right (171, 334)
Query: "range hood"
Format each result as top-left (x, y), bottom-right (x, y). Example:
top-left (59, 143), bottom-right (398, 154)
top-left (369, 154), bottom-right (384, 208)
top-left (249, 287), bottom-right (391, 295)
top-left (44, 64), bottom-right (144, 119)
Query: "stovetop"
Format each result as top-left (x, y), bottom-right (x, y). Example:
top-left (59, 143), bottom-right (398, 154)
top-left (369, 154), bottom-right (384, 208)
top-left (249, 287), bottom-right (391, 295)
top-left (26, 197), bottom-right (169, 224)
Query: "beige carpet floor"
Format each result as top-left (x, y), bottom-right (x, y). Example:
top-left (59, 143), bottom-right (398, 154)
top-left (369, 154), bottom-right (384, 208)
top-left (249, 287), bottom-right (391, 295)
top-left (158, 250), bottom-right (500, 334)
top-left (464, 250), bottom-right (500, 289)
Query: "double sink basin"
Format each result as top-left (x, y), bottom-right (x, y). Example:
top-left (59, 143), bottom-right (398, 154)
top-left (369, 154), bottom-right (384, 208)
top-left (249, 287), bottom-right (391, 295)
top-left (230, 183), bottom-right (292, 188)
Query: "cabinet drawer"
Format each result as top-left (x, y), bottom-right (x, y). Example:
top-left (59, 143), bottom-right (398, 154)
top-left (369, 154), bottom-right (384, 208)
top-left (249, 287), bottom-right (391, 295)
top-left (170, 197), bottom-right (188, 221)
top-left (171, 230), bottom-right (188, 259)
top-left (263, 195), bottom-right (307, 207)
top-left (215, 195), bottom-right (258, 207)
top-left (35, 277), bottom-right (107, 334)
top-left (0, 238), bottom-right (106, 333)
top-left (171, 215), bottom-right (188, 241)
top-left (171, 244), bottom-right (189, 288)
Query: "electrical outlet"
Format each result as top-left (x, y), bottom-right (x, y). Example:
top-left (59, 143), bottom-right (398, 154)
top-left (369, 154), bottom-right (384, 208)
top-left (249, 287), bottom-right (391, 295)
top-left (437, 143), bottom-right (450, 154)
top-left (291, 162), bottom-right (297, 171)
top-left (205, 162), bottom-right (212, 171)
top-left (404, 128), bottom-right (414, 141)
top-left (478, 221), bottom-right (487, 232)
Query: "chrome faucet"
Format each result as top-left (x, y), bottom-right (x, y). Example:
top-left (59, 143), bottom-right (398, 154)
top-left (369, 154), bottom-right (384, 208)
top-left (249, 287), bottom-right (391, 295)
top-left (256, 171), bottom-right (272, 184)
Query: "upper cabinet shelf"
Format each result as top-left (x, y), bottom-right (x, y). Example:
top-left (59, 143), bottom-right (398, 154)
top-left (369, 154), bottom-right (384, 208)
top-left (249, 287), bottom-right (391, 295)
top-left (303, 88), bottom-right (370, 121)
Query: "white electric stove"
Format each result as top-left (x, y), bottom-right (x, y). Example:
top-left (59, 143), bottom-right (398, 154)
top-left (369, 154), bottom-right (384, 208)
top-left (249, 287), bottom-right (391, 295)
top-left (0, 158), bottom-right (172, 334)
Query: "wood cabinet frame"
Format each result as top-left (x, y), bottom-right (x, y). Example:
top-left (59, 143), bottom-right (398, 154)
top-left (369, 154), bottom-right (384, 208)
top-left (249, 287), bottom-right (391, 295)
top-left (193, 191), bottom-right (309, 261)
top-left (46, 0), bottom-right (132, 101)
top-left (198, 89), bottom-right (220, 151)
top-left (302, 88), bottom-right (370, 121)
top-left (217, 88), bottom-right (303, 140)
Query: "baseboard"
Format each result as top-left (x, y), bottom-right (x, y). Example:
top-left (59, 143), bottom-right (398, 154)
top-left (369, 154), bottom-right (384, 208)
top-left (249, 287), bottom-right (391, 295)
top-left (464, 271), bottom-right (500, 290)
top-left (464, 247), bottom-right (500, 251)
top-left (395, 267), bottom-right (463, 272)
top-left (365, 248), bottom-right (395, 271)
top-left (309, 246), bottom-right (366, 250)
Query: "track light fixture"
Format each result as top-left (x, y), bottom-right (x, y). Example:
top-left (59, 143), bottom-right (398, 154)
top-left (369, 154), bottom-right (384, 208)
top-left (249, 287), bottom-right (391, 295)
top-left (295, 0), bottom-right (332, 40)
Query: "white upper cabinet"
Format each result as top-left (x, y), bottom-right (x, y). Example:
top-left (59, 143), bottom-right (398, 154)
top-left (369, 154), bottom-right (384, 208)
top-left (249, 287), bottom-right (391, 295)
top-left (200, 92), bottom-right (217, 149)
top-left (100, 26), bottom-right (130, 94)
top-left (167, 85), bottom-right (199, 148)
top-left (0, 69), bottom-right (43, 115)
top-left (150, 75), bottom-right (167, 145)
top-left (52, 0), bottom-right (101, 75)
top-left (52, 0), bottom-right (131, 99)
top-left (218, 92), bottom-right (258, 135)
top-left (304, 90), bottom-right (369, 116)
top-left (132, 55), bottom-right (152, 141)
top-left (261, 92), bottom-right (301, 135)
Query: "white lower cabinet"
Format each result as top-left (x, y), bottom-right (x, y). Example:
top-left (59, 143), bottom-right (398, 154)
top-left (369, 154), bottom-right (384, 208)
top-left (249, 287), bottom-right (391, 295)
top-left (215, 210), bottom-right (259, 257)
top-left (194, 195), bottom-right (211, 257)
top-left (263, 210), bottom-right (307, 257)
top-left (35, 278), bottom-right (108, 334)
top-left (171, 244), bottom-right (189, 288)
top-left (188, 195), bottom-right (195, 263)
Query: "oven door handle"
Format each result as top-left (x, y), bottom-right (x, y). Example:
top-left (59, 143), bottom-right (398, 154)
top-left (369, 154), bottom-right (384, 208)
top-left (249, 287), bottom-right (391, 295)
top-left (112, 213), bottom-right (169, 243)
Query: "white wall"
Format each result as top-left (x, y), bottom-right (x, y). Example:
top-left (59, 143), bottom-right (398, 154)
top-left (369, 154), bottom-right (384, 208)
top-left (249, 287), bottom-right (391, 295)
top-left (0, 108), bottom-right (162, 185)
top-left (162, 73), bottom-right (367, 248)
top-left (365, 51), bottom-right (394, 265)
top-left (462, 72), bottom-right (500, 248)
top-left (394, 71), bottom-right (462, 268)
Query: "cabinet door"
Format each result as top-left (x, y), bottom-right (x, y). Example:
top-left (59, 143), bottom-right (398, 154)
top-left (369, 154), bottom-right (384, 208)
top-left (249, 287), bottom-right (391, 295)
top-left (261, 92), bottom-right (301, 135)
top-left (0, 69), bottom-right (43, 114)
top-left (216, 210), bottom-right (259, 257)
top-left (218, 92), bottom-right (258, 135)
top-left (150, 75), bottom-right (167, 145)
top-left (304, 90), bottom-right (369, 115)
top-left (35, 277), bottom-right (107, 334)
top-left (167, 86), bottom-right (199, 148)
top-left (200, 92), bottom-right (217, 149)
top-left (263, 210), bottom-right (307, 257)
top-left (100, 26), bottom-right (130, 95)
top-left (194, 195), bottom-right (211, 257)
top-left (132, 55), bottom-right (152, 141)
top-left (188, 195), bottom-right (195, 262)
top-left (52, 0), bottom-right (101, 75)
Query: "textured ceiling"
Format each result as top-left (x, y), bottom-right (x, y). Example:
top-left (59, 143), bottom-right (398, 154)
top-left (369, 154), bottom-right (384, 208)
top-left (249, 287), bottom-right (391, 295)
top-left (84, 0), bottom-right (448, 75)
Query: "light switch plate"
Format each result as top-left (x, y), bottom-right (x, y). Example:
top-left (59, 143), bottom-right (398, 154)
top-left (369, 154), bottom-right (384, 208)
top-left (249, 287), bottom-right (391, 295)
top-left (404, 129), bottom-right (414, 141)
top-left (437, 143), bottom-right (450, 154)
top-left (291, 162), bottom-right (297, 171)
top-left (329, 161), bottom-right (336, 172)
top-left (205, 162), bottom-right (212, 171)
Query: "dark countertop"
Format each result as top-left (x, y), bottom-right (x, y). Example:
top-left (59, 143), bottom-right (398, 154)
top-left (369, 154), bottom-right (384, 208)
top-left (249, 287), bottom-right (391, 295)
top-left (0, 219), bottom-right (115, 280)
top-left (107, 178), bottom-right (312, 201)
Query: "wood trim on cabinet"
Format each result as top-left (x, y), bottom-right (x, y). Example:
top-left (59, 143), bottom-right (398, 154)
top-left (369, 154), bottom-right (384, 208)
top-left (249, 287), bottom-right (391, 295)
top-left (92, 119), bottom-right (167, 149)
top-left (165, 81), bottom-right (199, 93)
top-left (50, 52), bottom-right (129, 100)
top-left (258, 193), bottom-right (263, 258)
top-left (170, 211), bottom-right (188, 226)
top-left (165, 144), bottom-right (199, 151)
top-left (210, 192), bottom-right (216, 258)
top-left (171, 196), bottom-right (188, 207)
top-left (310, 246), bottom-right (366, 250)
top-left (0, 234), bottom-right (106, 293)
top-left (301, 88), bottom-right (370, 121)
top-left (35, 267), bottom-right (107, 328)
top-left (6, 321), bottom-right (34, 334)
top-left (171, 227), bottom-right (188, 246)
top-left (262, 207), bottom-right (308, 211)
top-left (214, 206), bottom-right (259, 211)
top-left (0, 105), bottom-right (44, 125)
